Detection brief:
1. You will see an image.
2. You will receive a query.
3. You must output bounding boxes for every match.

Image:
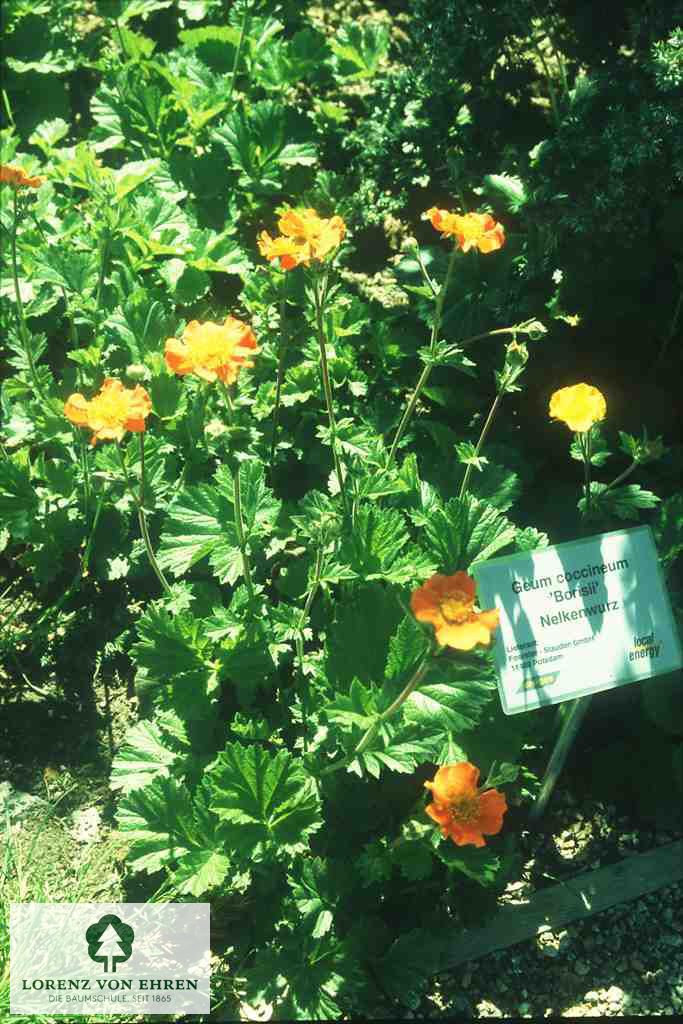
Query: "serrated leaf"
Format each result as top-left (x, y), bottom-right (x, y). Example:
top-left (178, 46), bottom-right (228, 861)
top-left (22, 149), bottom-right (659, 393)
top-left (582, 483), bottom-right (660, 520)
top-left (394, 841), bottom-right (434, 881)
top-left (483, 173), bottom-right (527, 213)
top-left (37, 248), bottom-right (97, 296)
top-left (329, 21), bottom-right (389, 79)
top-left (209, 742), bottom-right (322, 860)
top-left (375, 929), bottom-right (445, 1010)
top-left (470, 462), bottom-right (521, 512)
top-left (131, 605), bottom-right (215, 720)
top-left (325, 583), bottom-right (402, 689)
top-left (117, 777), bottom-right (230, 894)
top-left (385, 617), bottom-right (430, 681)
top-left (0, 457), bottom-right (39, 541)
top-left (403, 658), bottom-right (496, 733)
top-left (113, 159), bottom-right (161, 200)
top-left (653, 492), bottom-right (683, 567)
top-left (158, 480), bottom-right (240, 583)
top-left (417, 494), bottom-right (517, 572)
top-left (287, 857), bottom-right (338, 939)
top-left (339, 506), bottom-right (435, 585)
top-left (110, 720), bottom-right (180, 793)
top-left (431, 839), bottom-right (501, 884)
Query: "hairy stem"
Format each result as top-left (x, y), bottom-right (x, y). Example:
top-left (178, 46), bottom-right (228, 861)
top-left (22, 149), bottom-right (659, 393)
top-left (226, 0), bottom-right (253, 109)
top-left (313, 271), bottom-right (350, 515)
top-left (270, 277), bottom-right (288, 465)
top-left (116, 439), bottom-right (172, 598)
top-left (232, 460), bottom-right (255, 603)
top-left (388, 244), bottom-right (458, 462)
top-left (295, 544), bottom-right (324, 753)
top-left (458, 387), bottom-right (506, 500)
top-left (11, 191), bottom-right (46, 401)
top-left (321, 645), bottom-right (434, 777)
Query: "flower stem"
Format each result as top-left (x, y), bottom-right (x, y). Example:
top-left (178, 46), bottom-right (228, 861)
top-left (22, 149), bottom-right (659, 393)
top-left (605, 460), bottom-right (638, 492)
top-left (217, 381), bottom-right (255, 602)
top-left (321, 644), bottom-right (434, 777)
top-left (232, 459), bottom-right (255, 603)
top-left (116, 439), bottom-right (173, 598)
top-left (313, 271), bottom-right (350, 515)
top-left (270, 276), bottom-right (288, 466)
top-left (458, 387), bottom-right (506, 500)
top-left (10, 190), bottom-right (47, 401)
top-left (295, 544), bottom-right (324, 753)
top-left (577, 430), bottom-right (592, 517)
top-left (388, 244), bottom-right (458, 462)
top-left (226, 0), bottom-right (253, 109)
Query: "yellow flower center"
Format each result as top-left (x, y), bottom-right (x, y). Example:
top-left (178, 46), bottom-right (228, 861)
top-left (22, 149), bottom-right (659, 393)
top-left (439, 591), bottom-right (473, 624)
top-left (187, 325), bottom-right (238, 368)
top-left (450, 795), bottom-right (480, 823)
top-left (88, 389), bottom-right (129, 427)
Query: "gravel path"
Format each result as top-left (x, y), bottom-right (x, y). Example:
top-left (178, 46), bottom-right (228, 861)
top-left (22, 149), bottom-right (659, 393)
top-left (419, 795), bottom-right (683, 1018)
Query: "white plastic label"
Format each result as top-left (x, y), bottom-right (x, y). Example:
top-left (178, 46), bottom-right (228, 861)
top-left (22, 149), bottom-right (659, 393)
top-left (472, 526), bottom-right (682, 714)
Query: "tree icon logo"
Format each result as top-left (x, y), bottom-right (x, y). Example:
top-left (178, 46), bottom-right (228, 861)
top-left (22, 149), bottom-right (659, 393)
top-left (85, 914), bottom-right (135, 973)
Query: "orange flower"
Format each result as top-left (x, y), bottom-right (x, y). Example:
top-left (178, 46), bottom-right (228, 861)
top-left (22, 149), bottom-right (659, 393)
top-left (549, 383), bottom-right (606, 433)
top-left (64, 379), bottom-right (152, 446)
top-left (424, 762), bottom-right (507, 847)
top-left (426, 207), bottom-right (505, 254)
top-left (410, 571), bottom-right (499, 650)
top-left (0, 164), bottom-right (44, 189)
top-left (258, 207), bottom-right (346, 270)
top-left (165, 316), bottom-right (259, 384)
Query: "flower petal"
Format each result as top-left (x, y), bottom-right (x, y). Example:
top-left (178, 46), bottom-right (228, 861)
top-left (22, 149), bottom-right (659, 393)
top-left (428, 762), bottom-right (480, 804)
top-left (476, 789), bottom-right (508, 836)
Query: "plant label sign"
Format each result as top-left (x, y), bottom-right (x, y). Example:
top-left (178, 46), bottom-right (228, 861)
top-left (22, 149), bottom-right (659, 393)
top-left (472, 526), bottom-right (682, 715)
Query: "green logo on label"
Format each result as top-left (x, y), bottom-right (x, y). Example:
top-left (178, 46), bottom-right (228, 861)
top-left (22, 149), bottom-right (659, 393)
top-left (85, 915), bottom-right (134, 973)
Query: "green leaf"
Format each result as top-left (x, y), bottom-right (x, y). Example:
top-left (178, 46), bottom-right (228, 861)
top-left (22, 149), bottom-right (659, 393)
top-left (0, 457), bottom-right (39, 541)
top-left (117, 776), bottom-right (231, 895)
top-left (116, 775), bottom-right (194, 874)
top-left (454, 441), bottom-right (488, 471)
top-left (131, 605), bottom-right (216, 720)
top-left (245, 931), bottom-right (353, 1021)
top-left (470, 462), bottom-right (522, 512)
top-left (28, 118), bottom-right (69, 153)
top-left (515, 526), bottom-right (550, 551)
top-left (394, 840), bottom-right (434, 881)
top-left (339, 506), bottom-right (435, 585)
top-left (158, 481), bottom-right (240, 583)
top-left (209, 742), bottom-right (322, 861)
top-left (385, 616), bottom-right (430, 681)
top-left (375, 929), bottom-right (445, 1010)
top-left (415, 494), bottom-right (517, 572)
top-left (287, 857), bottom-right (338, 939)
top-left (581, 483), bottom-right (660, 520)
top-left (37, 249), bottom-right (97, 296)
top-left (403, 657), bottom-right (496, 734)
top-left (653, 492), bottom-right (683, 567)
top-left (570, 430), bottom-right (611, 467)
top-left (325, 584), bottom-right (402, 690)
top-left (110, 718), bottom-right (183, 793)
top-left (432, 839), bottom-right (501, 885)
top-left (483, 173), bottom-right (527, 213)
top-left (213, 100), bottom-right (316, 190)
top-left (159, 259), bottom-right (211, 305)
top-left (113, 159), bottom-right (161, 200)
top-left (329, 21), bottom-right (389, 79)
top-left (158, 463), bottom-right (279, 584)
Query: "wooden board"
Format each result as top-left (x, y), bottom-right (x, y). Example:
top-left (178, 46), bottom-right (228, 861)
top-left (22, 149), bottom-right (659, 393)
top-left (441, 840), bottom-right (683, 970)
